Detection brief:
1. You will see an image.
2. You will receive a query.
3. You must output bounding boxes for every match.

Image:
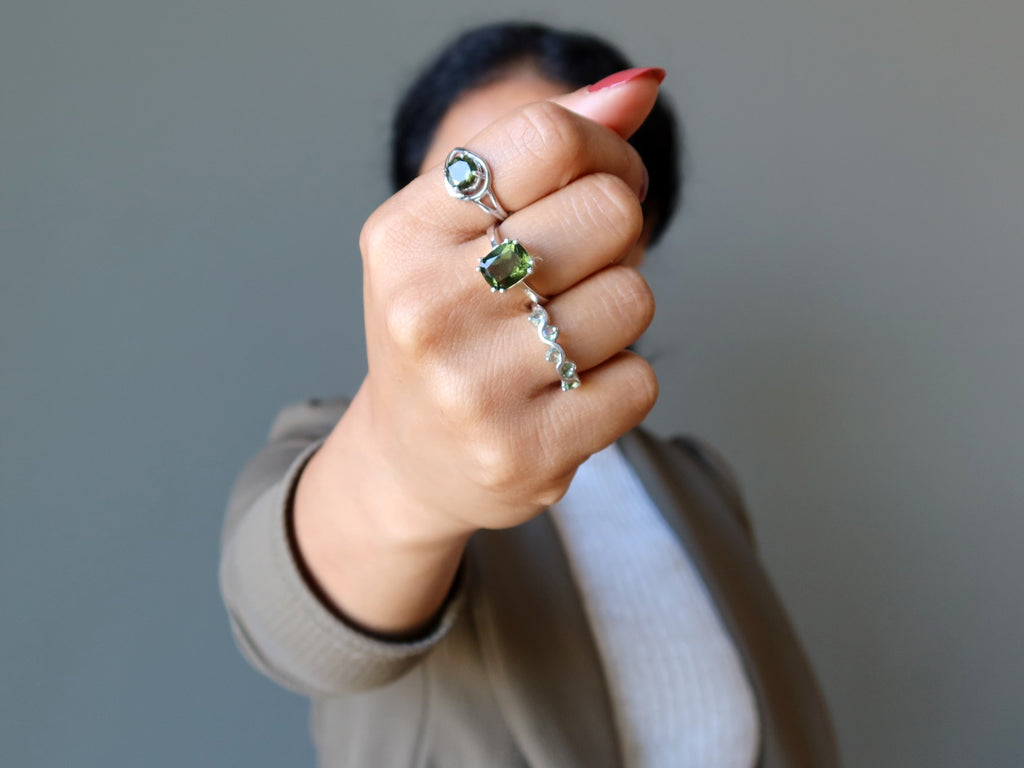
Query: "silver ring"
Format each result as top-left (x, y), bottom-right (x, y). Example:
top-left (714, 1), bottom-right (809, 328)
top-left (443, 148), bottom-right (509, 220)
top-left (527, 300), bottom-right (581, 392)
top-left (481, 226), bottom-right (580, 392)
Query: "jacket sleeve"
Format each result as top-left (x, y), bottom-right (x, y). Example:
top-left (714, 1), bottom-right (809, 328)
top-left (218, 398), bottom-right (465, 698)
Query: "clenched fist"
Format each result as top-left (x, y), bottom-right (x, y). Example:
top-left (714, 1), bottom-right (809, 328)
top-left (294, 68), bottom-right (665, 634)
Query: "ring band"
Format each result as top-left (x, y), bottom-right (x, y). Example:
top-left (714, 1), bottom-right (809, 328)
top-left (527, 300), bottom-right (581, 392)
top-left (443, 148), bottom-right (508, 220)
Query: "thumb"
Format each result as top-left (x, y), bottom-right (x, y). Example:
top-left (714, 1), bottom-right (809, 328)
top-left (550, 67), bottom-right (666, 139)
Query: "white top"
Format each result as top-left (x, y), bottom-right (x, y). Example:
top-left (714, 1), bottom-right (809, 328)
top-left (549, 442), bottom-right (760, 768)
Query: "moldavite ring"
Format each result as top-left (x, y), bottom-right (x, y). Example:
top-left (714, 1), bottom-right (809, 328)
top-left (443, 148), bottom-right (509, 220)
top-left (478, 223), bottom-right (534, 293)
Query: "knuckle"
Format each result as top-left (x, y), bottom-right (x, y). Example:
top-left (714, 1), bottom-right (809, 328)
top-left (359, 206), bottom-right (389, 259)
top-left (471, 438), bottom-right (522, 494)
top-left (624, 355), bottom-right (659, 413)
top-left (580, 173), bottom-right (644, 244)
top-left (384, 288), bottom-right (444, 358)
top-left (512, 102), bottom-right (586, 173)
top-left (431, 375), bottom-right (485, 427)
top-left (606, 266), bottom-right (656, 329)
top-left (359, 199), bottom-right (418, 264)
top-left (533, 478), bottom-right (572, 509)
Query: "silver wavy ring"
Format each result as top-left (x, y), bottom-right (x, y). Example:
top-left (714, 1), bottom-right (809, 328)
top-left (483, 225), bottom-right (581, 392)
top-left (443, 148), bottom-right (509, 220)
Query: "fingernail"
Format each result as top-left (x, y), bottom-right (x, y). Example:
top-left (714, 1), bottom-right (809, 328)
top-left (639, 165), bottom-right (649, 203)
top-left (587, 67), bottom-right (666, 93)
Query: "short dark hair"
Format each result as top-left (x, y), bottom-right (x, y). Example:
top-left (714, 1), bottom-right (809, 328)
top-left (390, 21), bottom-right (682, 246)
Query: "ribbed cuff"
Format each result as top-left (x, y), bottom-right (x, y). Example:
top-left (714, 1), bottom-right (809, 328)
top-left (221, 440), bottom-right (465, 695)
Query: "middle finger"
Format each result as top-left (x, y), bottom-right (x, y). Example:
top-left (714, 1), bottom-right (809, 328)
top-left (477, 171), bottom-right (645, 299)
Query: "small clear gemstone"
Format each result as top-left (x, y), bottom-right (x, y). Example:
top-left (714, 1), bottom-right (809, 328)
top-left (560, 361), bottom-right (577, 379)
top-left (561, 379), bottom-right (581, 391)
top-left (479, 239), bottom-right (533, 291)
top-left (528, 308), bottom-right (546, 326)
top-left (546, 347), bottom-right (564, 366)
top-left (541, 325), bottom-right (559, 342)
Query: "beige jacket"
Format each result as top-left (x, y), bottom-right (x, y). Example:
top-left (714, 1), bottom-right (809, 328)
top-left (220, 399), bottom-right (839, 767)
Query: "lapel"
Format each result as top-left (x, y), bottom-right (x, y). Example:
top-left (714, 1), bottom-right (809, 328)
top-left (617, 429), bottom-right (839, 768)
top-left (466, 428), bottom-right (837, 768)
top-left (468, 511), bottom-right (622, 767)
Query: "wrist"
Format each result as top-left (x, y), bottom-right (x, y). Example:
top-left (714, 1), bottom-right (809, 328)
top-left (314, 386), bottom-right (478, 549)
top-left (290, 388), bottom-right (472, 634)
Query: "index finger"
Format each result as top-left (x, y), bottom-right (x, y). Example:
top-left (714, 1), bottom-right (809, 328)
top-left (415, 71), bottom-right (663, 239)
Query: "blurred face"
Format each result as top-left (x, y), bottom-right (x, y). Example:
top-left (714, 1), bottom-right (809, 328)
top-left (420, 69), bottom-right (649, 267)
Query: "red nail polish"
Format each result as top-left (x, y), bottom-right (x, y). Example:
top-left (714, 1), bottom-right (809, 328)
top-left (587, 67), bottom-right (666, 93)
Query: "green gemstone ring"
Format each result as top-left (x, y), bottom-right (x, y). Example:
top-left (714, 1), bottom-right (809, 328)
top-left (479, 238), bottom-right (534, 293)
top-left (443, 148), bottom-right (508, 220)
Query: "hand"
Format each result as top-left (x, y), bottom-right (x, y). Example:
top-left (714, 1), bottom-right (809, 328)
top-left (352, 72), bottom-right (662, 538)
top-left (294, 70), bottom-right (664, 633)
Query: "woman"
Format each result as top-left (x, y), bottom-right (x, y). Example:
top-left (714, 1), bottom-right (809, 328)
top-left (220, 22), bottom-right (838, 768)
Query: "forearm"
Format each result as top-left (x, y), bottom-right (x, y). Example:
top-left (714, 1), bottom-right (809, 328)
top-left (221, 397), bottom-right (467, 696)
top-left (292, 387), bottom-right (472, 636)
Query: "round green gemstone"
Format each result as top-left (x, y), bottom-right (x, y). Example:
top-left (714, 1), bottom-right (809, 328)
top-left (446, 158), bottom-right (478, 191)
top-left (479, 239), bottom-right (533, 292)
top-left (560, 361), bottom-right (577, 379)
top-left (561, 379), bottom-right (581, 391)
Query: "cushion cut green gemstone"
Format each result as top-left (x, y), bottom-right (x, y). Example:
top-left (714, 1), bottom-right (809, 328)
top-left (446, 157), bottom-right (478, 191)
top-left (479, 239), bottom-right (533, 292)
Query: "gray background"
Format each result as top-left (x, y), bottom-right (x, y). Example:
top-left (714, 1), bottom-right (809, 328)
top-left (2, 0), bottom-right (1021, 765)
